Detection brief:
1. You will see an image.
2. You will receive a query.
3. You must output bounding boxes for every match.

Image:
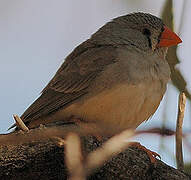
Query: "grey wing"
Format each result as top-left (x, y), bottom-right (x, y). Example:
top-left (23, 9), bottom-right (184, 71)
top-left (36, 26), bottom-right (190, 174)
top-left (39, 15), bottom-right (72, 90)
top-left (18, 43), bottom-right (117, 126)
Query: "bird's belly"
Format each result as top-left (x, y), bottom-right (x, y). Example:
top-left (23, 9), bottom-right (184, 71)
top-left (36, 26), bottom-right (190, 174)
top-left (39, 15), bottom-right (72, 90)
top-left (66, 82), bottom-right (164, 135)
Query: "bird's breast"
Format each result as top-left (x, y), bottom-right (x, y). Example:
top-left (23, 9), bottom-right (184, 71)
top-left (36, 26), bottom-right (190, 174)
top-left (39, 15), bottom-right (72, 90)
top-left (65, 81), bottom-right (166, 136)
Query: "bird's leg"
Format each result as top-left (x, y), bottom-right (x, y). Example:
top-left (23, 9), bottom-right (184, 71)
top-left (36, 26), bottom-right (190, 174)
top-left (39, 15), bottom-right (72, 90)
top-left (128, 142), bottom-right (160, 163)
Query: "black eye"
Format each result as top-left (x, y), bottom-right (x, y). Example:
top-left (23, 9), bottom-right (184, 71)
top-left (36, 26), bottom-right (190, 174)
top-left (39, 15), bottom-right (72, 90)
top-left (142, 28), bottom-right (151, 36)
top-left (142, 28), bottom-right (152, 48)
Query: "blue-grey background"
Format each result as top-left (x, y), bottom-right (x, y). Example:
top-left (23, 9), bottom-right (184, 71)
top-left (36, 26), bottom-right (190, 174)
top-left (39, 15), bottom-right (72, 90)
top-left (0, 0), bottom-right (191, 167)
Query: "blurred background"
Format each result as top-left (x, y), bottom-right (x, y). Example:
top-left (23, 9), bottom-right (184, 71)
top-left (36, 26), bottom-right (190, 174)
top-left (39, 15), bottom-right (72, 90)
top-left (0, 0), bottom-right (190, 169)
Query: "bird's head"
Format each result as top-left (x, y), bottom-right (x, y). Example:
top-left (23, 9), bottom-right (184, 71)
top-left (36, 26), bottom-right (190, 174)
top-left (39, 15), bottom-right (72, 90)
top-left (91, 12), bottom-right (182, 54)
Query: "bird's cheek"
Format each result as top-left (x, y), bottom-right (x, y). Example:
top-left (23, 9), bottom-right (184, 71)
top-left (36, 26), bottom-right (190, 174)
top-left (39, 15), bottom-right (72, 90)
top-left (156, 47), bottom-right (168, 59)
top-left (151, 38), bottom-right (158, 51)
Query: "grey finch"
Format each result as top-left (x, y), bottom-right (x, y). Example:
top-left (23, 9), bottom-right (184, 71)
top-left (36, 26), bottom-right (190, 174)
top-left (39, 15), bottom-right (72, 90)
top-left (10, 12), bottom-right (182, 138)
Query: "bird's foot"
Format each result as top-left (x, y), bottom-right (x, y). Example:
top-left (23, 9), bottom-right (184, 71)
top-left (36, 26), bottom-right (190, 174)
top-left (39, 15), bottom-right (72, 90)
top-left (129, 142), bottom-right (161, 163)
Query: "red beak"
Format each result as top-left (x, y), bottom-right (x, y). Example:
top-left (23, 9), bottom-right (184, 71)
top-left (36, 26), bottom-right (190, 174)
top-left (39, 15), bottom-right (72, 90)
top-left (158, 26), bottom-right (182, 47)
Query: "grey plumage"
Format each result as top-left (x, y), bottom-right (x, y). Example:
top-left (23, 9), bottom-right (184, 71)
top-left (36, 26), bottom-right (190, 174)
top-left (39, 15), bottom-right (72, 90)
top-left (11, 12), bottom-right (173, 135)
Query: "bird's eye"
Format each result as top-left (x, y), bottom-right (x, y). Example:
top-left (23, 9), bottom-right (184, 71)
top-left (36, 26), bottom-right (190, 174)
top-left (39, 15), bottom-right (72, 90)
top-left (142, 28), bottom-right (152, 48)
top-left (142, 28), bottom-right (151, 36)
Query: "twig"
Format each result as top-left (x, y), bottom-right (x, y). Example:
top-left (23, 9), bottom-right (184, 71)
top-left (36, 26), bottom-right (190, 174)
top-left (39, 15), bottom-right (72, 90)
top-left (176, 92), bottom-right (186, 171)
top-left (136, 127), bottom-right (175, 136)
top-left (84, 129), bottom-right (133, 176)
top-left (65, 133), bottom-right (85, 180)
top-left (13, 114), bottom-right (29, 132)
top-left (0, 125), bottom-right (92, 145)
top-left (64, 130), bottom-right (133, 179)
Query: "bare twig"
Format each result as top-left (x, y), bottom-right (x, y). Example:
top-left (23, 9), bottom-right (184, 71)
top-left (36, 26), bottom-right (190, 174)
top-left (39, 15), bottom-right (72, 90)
top-left (65, 133), bottom-right (85, 180)
top-left (13, 114), bottom-right (29, 132)
top-left (136, 127), bottom-right (175, 136)
top-left (0, 125), bottom-right (95, 145)
top-left (176, 92), bottom-right (186, 171)
top-left (64, 130), bottom-right (133, 179)
top-left (84, 129), bottom-right (133, 176)
top-left (1, 124), bottom-right (190, 147)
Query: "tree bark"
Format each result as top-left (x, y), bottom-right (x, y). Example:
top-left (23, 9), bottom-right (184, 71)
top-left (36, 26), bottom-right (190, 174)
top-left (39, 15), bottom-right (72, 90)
top-left (0, 127), bottom-right (190, 180)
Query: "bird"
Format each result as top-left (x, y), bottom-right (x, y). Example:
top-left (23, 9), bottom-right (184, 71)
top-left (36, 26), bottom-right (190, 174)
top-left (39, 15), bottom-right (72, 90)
top-left (10, 13), bottom-right (182, 153)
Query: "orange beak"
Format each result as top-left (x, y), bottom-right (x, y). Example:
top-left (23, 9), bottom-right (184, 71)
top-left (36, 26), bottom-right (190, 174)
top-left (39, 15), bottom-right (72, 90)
top-left (158, 26), bottom-right (182, 47)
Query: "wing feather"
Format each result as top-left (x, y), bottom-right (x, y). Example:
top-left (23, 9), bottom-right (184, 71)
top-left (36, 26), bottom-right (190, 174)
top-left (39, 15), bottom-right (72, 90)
top-left (19, 42), bottom-right (117, 126)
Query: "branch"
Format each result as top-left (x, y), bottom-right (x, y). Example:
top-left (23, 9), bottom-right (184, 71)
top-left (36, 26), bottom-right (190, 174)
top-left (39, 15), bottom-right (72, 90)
top-left (0, 126), bottom-right (190, 180)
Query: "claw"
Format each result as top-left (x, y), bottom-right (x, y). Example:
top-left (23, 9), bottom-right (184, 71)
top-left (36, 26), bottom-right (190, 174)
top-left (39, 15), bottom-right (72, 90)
top-left (129, 142), bottom-right (160, 163)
